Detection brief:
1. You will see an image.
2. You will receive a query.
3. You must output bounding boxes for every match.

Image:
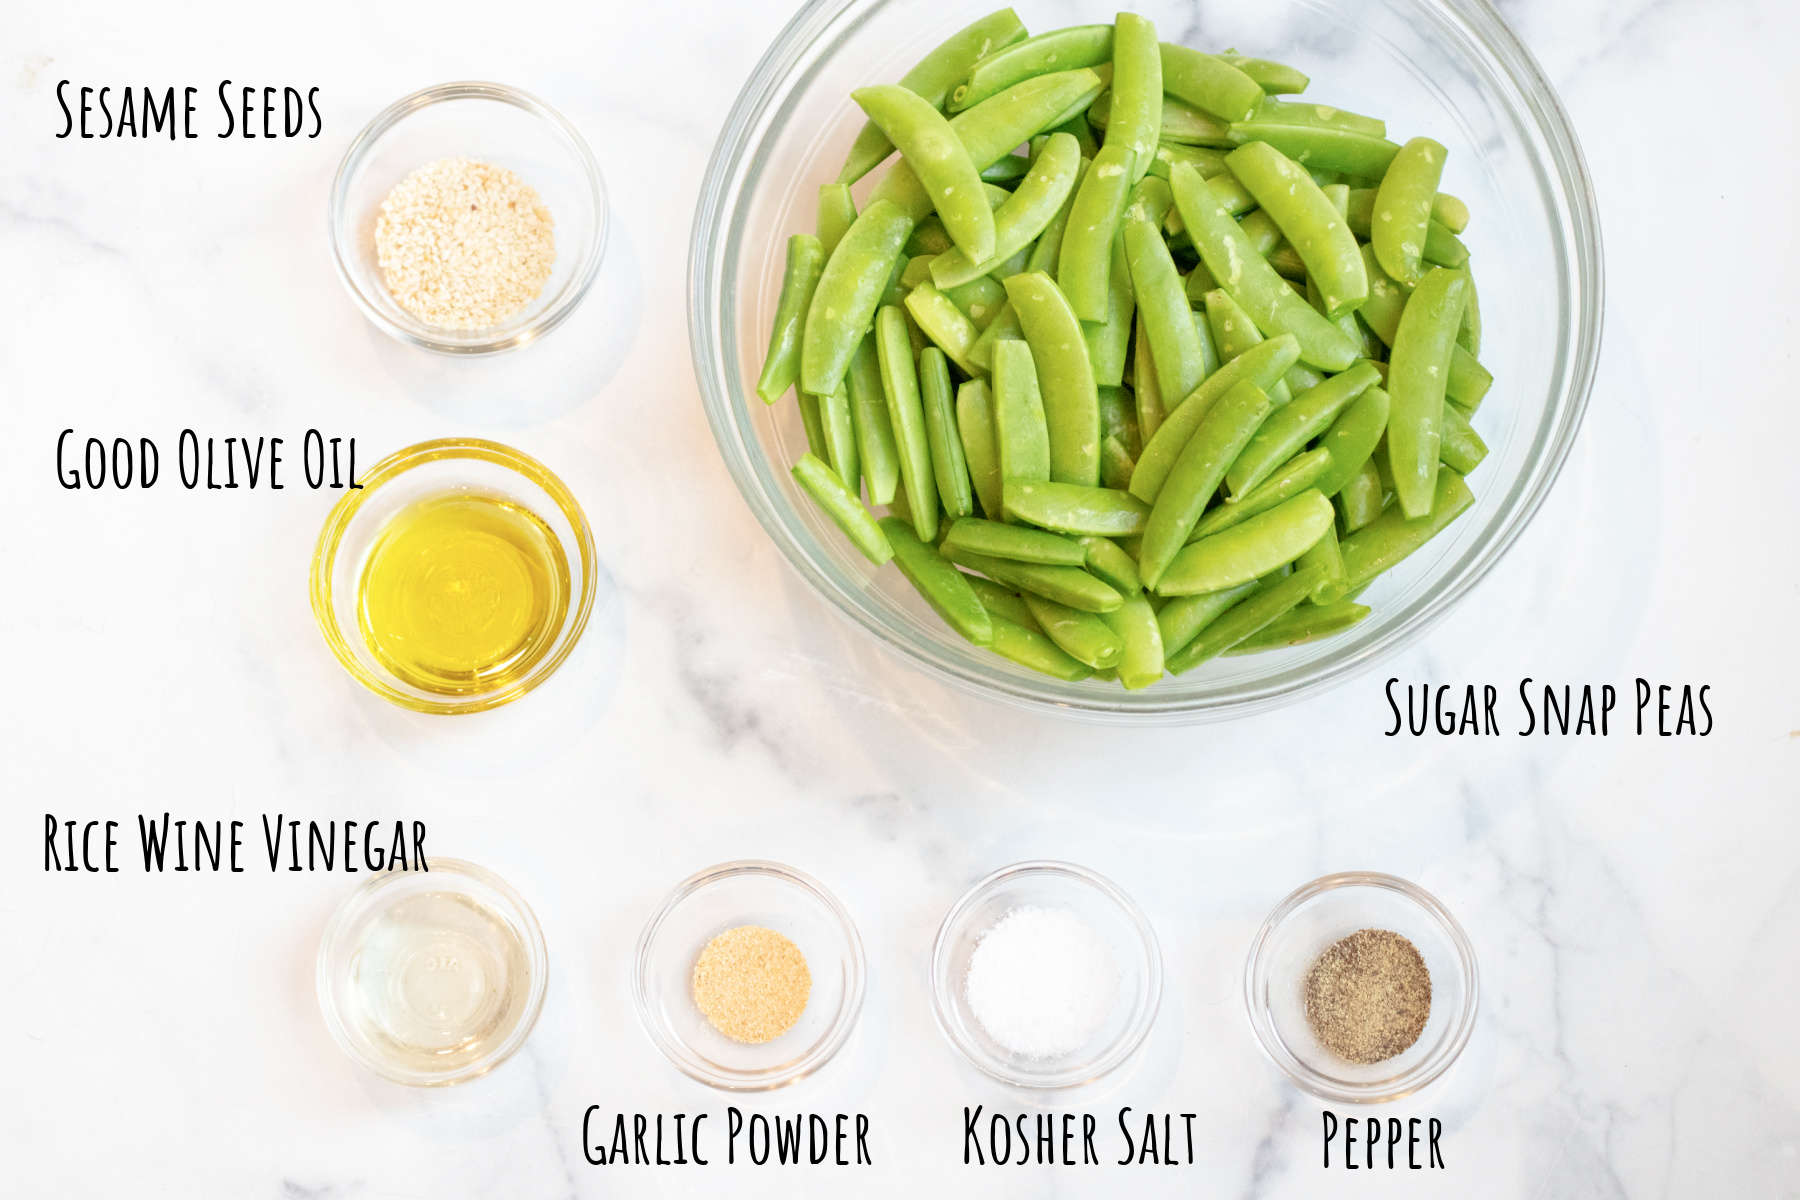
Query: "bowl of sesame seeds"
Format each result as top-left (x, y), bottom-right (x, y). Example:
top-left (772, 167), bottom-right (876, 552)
top-left (329, 81), bottom-right (607, 355)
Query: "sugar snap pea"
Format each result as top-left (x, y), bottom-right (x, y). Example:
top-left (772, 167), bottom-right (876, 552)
top-left (1080, 536), bottom-right (1143, 595)
top-left (953, 23), bottom-right (1114, 113)
top-left (1252, 98), bottom-right (1385, 138)
top-left (1097, 384), bottom-right (1140, 457)
top-left (1129, 333), bottom-right (1299, 503)
top-left (1165, 565), bottom-right (1323, 673)
top-left (1343, 190), bottom-right (1466, 267)
top-left (932, 132), bottom-right (1082, 288)
top-left (757, 234), bottom-right (826, 404)
top-left (817, 186), bottom-right (857, 255)
top-left (1084, 239), bottom-right (1136, 388)
top-left (965, 574), bottom-right (1037, 627)
top-left (838, 8), bottom-right (1028, 185)
top-left (1336, 455), bottom-right (1385, 533)
top-left (1100, 436), bottom-right (1135, 491)
top-left (1160, 43), bottom-right (1263, 122)
top-left (943, 547), bottom-right (1123, 612)
top-left (986, 614), bottom-right (1093, 679)
top-left (793, 453), bottom-right (892, 565)
top-left (844, 335), bottom-right (899, 503)
top-left (802, 200), bottom-right (915, 396)
top-left (1440, 400), bottom-right (1488, 475)
top-left (1386, 266), bottom-right (1468, 518)
top-left (1132, 311), bottom-right (1166, 443)
top-left (854, 84), bottom-right (996, 263)
top-left (875, 305), bottom-right (940, 540)
top-left (1295, 519), bottom-right (1348, 602)
top-left (1021, 593), bottom-right (1124, 669)
top-left (1201, 287), bottom-right (1293, 405)
top-left (1225, 359), bottom-right (1380, 499)
top-left (955, 379), bottom-right (1005, 520)
top-left (1106, 13), bottom-right (1162, 183)
top-left (1227, 600), bottom-right (1368, 652)
top-left (1371, 136), bottom-right (1447, 286)
top-left (1139, 379), bottom-right (1274, 589)
top-left (1059, 142), bottom-right (1137, 321)
top-left (1311, 383), bottom-right (1392, 499)
top-left (919, 348), bottom-right (974, 519)
top-left (904, 281), bottom-right (983, 376)
top-left (880, 517), bottom-right (993, 644)
top-left (1190, 445), bottom-right (1331, 540)
top-left (1170, 162), bottom-right (1358, 371)
top-left (943, 273), bottom-right (1006, 329)
top-left (943, 517), bottom-right (1087, 566)
top-left (991, 339), bottom-right (1052, 508)
top-left (796, 390), bottom-right (828, 461)
top-left (818, 383), bottom-right (859, 490)
top-left (1099, 593), bottom-right (1165, 688)
top-left (1158, 488), bottom-right (1333, 594)
top-left (1123, 215), bottom-right (1210, 405)
top-left (1224, 140), bottom-right (1367, 317)
top-left (968, 301), bottom-right (1022, 370)
top-left (1004, 480), bottom-right (1151, 537)
top-left (1148, 143), bottom-right (1231, 181)
top-left (1340, 468), bottom-right (1474, 592)
top-left (1224, 122), bottom-right (1398, 179)
top-left (1217, 54), bottom-right (1309, 95)
top-left (1004, 271), bottom-right (1102, 486)
top-left (1155, 579), bottom-right (1259, 657)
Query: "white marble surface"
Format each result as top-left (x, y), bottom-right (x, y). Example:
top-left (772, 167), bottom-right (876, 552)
top-left (4, 0), bottom-right (1798, 1195)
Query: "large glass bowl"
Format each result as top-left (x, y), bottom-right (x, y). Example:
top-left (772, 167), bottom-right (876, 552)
top-left (691, 0), bottom-right (1603, 722)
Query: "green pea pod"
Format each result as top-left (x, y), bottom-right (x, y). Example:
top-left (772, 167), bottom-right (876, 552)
top-left (1200, 287), bottom-right (1293, 406)
top-left (942, 546), bottom-right (1124, 612)
top-left (1159, 43), bottom-right (1262, 122)
top-left (1223, 123), bottom-right (1399, 179)
top-left (1126, 174), bottom-right (1177, 227)
top-left (1107, 13), bottom-right (1162, 182)
top-left (1138, 379), bottom-right (1274, 589)
top-left (1026, 158), bottom-right (1089, 275)
top-left (1252, 98), bottom-right (1385, 138)
top-left (1312, 384), bottom-right (1392, 499)
top-left (1342, 191), bottom-right (1465, 267)
top-left (1021, 593), bottom-right (1124, 669)
top-left (1003, 271), bottom-right (1102, 486)
top-left (846, 335), bottom-right (900, 504)
top-left (1155, 579), bottom-right (1259, 657)
top-left (1295, 519), bottom-right (1348, 603)
top-left (1165, 565), bottom-right (1324, 673)
top-left (1447, 347), bottom-right (1492, 412)
top-left (965, 574), bottom-right (1038, 628)
top-left (904, 281), bottom-right (983, 376)
top-left (1100, 435), bottom-right (1136, 491)
top-left (1355, 245), bottom-right (1489, 410)
top-left (986, 614), bottom-right (1094, 680)
top-left (1123, 215), bottom-right (1209, 404)
top-left (1458, 268), bottom-right (1482, 356)
top-left (1217, 54), bottom-right (1309, 95)
top-left (1098, 593), bottom-right (1165, 688)
top-left (1004, 480), bottom-right (1152, 536)
top-left (905, 218), bottom-right (952, 257)
top-left (1090, 89), bottom-right (1230, 147)
top-left (818, 383), bottom-right (859, 490)
top-left (756, 234), bottom-right (826, 404)
top-left (932, 133), bottom-right (1082, 288)
top-left (1225, 359), bottom-right (1381, 499)
top-left (796, 390), bottom-right (828, 460)
top-left (1386, 267), bottom-right (1469, 518)
top-left (1224, 141), bottom-right (1367, 317)
top-left (1336, 456), bottom-right (1386, 533)
top-left (1058, 142), bottom-right (1137, 321)
top-left (1148, 143), bottom-right (1231, 181)
top-left (1372, 137), bottom-right (1447, 286)
top-left (1440, 400), bottom-right (1488, 476)
top-left (1433, 192), bottom-right (1471, 234)
top-left (879, 517), bottom-right (993, 644)
top-left (801, 200), bottom-right (915, 396)
top-left (953, 23), bottom-right (1114, 112)
top-left (955, 379), bottom-right (1006, 520)
top-left (1128, 333), bottom-right (1299, 503)
top-left (817, 185), bottom-right (857, 255)
top-left (1190, 445), bottom-right (1331, 540)
top-left (792, 453), bottom-right (893, 565)
top-left (919, 348), bottom-right (974, 518)
top-left (1132, 311), bottom-right (1167, 443)
top-left (942, 517), bottom-right (1088, 566)
top-left (870, 69), bottom-right (1106, 221)
top-left (855, 85), bottom-right (996, 262)
top-left (1158, 488), bottom-right (1333, 595)
top-left (969, 300), bottom-right (1023, 372)
top-left (1097, 384), bottom-right (1140, 457)
top-left (1169, 162), bottom-right (1358, 372)
top-left (1080, 536), bottom-right (1143, 595)
top-left (943, 273), bottom-right (1007, 330)
top-left (991, 339), bottom-right (1052, 510)
top-left (981, 153), bottom-right (1031, 184)
top-left (1227, 600), bottom-right (1369, 653)
top-left (1341, 468), bottom-right (1474, 592)
top-left (875, 305), bottom-right (940, 541)
top-left (837, 8), bottom-right (1029, 185)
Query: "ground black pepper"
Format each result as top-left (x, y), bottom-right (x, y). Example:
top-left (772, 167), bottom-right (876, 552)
top-left (1303, 928), bottom-right (1432, 1064)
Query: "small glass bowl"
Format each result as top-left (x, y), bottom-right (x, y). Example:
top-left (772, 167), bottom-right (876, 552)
top-left (316, 858), bottom-right (549, 1087)
top-left (930, 861), bottom-right (1162, 1090)
top-left (329, 81), bottom-right (607, 355)
top-left (310, 437), bottom-right (597, 714)
top-left (633, 860), bottom-right (867, 1091)
top-left (1244, 872), bottom-right (1479, 1103)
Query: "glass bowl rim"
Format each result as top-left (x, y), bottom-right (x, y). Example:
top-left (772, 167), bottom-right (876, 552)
top-left (688, 0), bottom-right (1606, 724)
top-left (631, 858), bottom-right (869, 1092)
top-left (328, 79), bottom-right (609, 356)
top-left (929, 859), bottom-right (1164, 1090)
top-left (308, 436), bottom-right (599, 715)
top-left (313, 856), bottom-right (551, 1088)
top-left (1241, 870), bottom-right (1480, 1103)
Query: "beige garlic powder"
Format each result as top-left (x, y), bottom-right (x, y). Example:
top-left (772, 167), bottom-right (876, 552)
top-left (374, 156), bottom-right (555, 330)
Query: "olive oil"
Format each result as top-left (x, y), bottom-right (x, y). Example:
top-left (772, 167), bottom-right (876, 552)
top-left (342, 888), bottom-right (535, 1075)
top-left (356, 491), bottom-right (569, 696)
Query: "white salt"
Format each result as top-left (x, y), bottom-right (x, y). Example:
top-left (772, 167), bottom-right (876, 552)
top-left (964, 905), bottom-right (1118, 1058)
